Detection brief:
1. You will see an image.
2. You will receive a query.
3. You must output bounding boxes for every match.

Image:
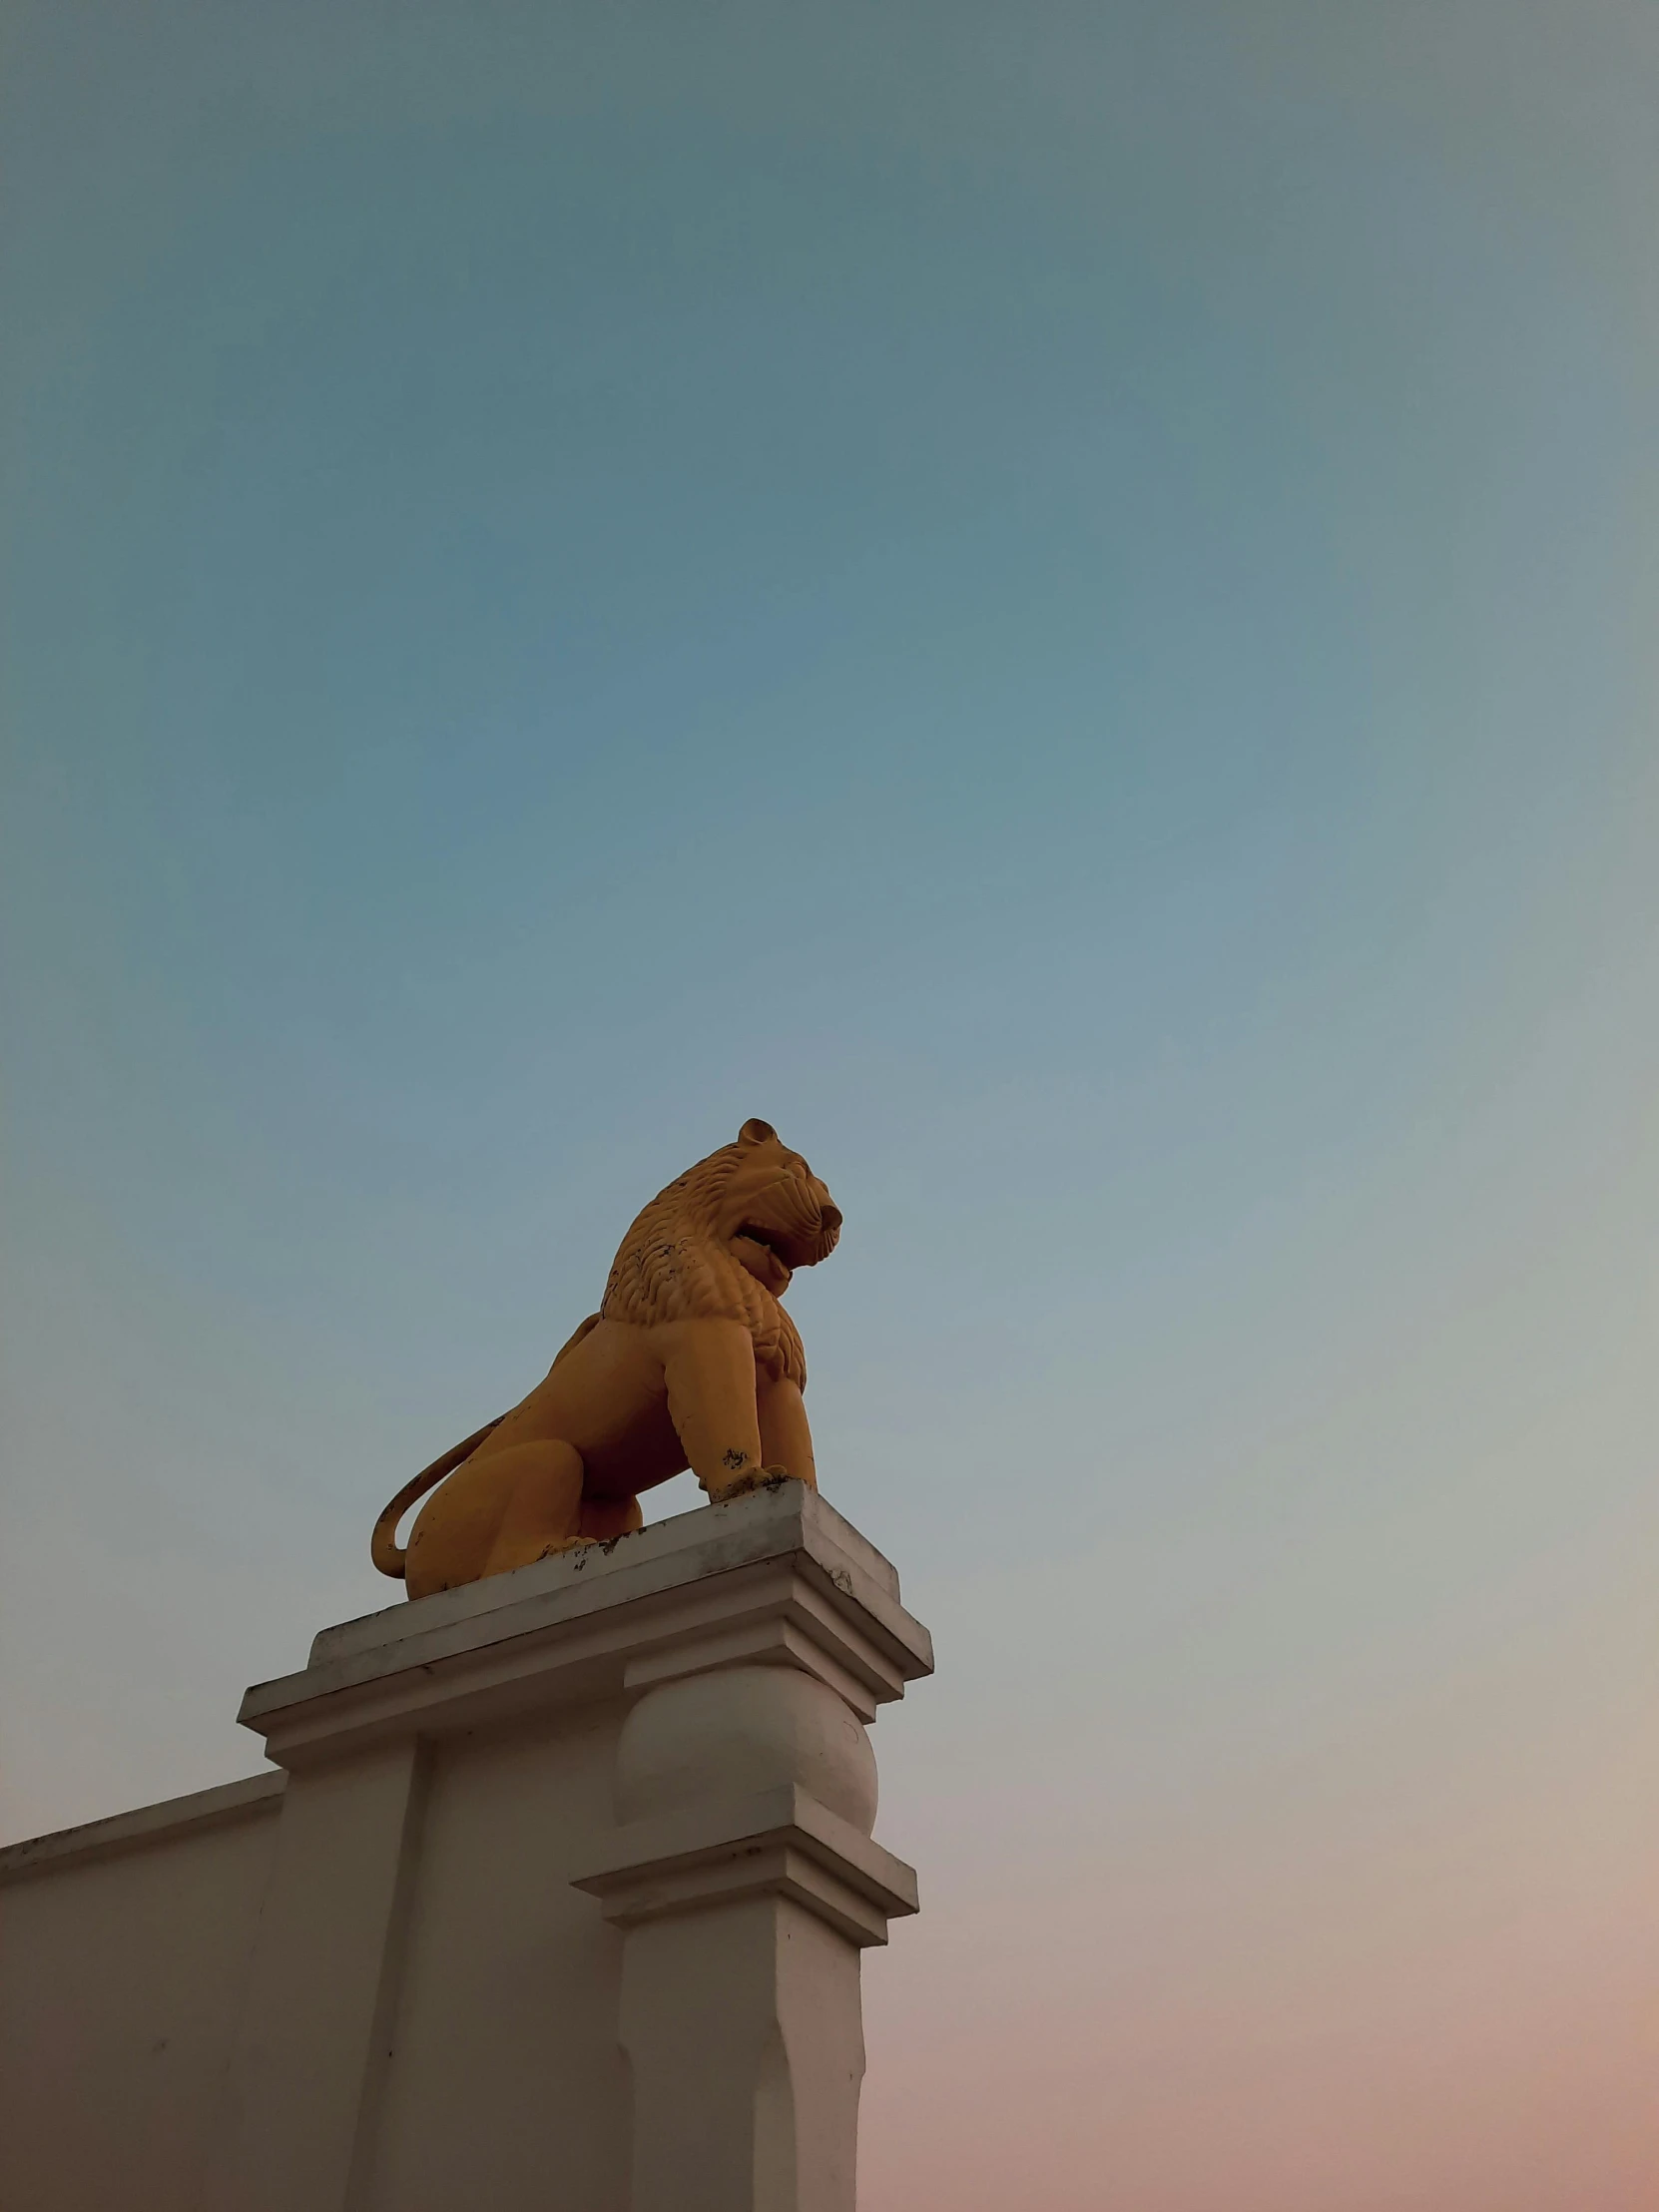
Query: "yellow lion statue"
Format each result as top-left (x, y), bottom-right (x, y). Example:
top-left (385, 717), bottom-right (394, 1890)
top-left (371, 1120), bottom-right (842, 1600)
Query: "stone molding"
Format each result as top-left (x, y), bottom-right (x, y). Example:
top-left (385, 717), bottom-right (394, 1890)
top-left (573, 1780), bottom-right (918, 1947)
top-left (238, 1480), bottom-right (932, 1769)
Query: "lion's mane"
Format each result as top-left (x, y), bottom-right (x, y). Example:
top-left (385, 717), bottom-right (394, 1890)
top-left (601, 1140), bottom-right (807, 1387)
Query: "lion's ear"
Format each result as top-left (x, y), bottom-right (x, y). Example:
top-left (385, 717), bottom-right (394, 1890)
top-left (739, 1118), bottom-right (778, 1146)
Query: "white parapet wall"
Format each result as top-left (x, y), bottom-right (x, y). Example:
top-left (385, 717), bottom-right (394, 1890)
top-left (0, 1482), bottom-right (932, 2212)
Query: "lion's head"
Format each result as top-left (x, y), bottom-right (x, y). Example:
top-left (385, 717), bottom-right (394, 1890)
top-left (714, 1119), bottom-right (841, 1293)
top-left (600, 1121), bottom-right (840, 1380)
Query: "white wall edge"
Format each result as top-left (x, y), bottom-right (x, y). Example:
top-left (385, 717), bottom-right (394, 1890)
top-left (0, 1770), bottom-right (286, 1886)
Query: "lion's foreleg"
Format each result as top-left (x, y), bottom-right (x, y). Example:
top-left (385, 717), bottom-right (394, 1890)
top-left (757, 1376), bottom-right (817, 1489)
top-left (660, 1319), bottom-right (768, 1500)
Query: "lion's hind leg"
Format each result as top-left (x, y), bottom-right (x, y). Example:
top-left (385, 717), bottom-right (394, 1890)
top-left (578, 1492), bottom-right (645, 1542)
top-left (478, 1439), bottom-right (589, 1578)
top-left (406, 1437), bottom-right (591, 1595)
top-left (407, 1437), bottom-right (588, 1595)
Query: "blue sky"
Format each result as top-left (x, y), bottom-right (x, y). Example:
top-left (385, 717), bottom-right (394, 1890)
top-left (4, 6), bottom-right (1657, 2204)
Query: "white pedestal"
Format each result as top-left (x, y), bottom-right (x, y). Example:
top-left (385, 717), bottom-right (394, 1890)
top-left (207, 1481), bottom-right (931, 2212)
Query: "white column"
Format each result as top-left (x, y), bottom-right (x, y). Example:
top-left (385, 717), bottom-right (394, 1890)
top-left (574, 1645), bottom-right (916, 2212)
top-left (618, 1894), bottom-right (863, 2212)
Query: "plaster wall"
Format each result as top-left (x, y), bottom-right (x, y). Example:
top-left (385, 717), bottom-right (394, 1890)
top-left (0, 1780), bottom-right (284, 2212)
top-left (363, 1707), bottom-right (630, 2212)
top-left (0, 1727), bottom-right (633, 2212)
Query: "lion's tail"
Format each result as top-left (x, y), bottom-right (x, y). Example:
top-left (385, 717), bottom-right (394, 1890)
top-left (370, 1416), bottom-right (506, 1579)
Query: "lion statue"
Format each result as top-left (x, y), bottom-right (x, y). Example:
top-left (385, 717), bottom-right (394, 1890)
top-left (371, 1120), bottom-right (842, 1600)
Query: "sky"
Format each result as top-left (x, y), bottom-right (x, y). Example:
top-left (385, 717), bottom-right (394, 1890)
top-left (2, 2), bottom-right (1657, 2205)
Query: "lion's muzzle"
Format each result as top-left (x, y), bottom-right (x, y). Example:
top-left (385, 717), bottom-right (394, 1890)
top-left (737, 1180), bottom-right (840, 1271)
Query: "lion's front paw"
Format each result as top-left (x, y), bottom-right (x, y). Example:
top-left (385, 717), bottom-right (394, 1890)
top-left (708, 1464), bottom-right (798, 1503)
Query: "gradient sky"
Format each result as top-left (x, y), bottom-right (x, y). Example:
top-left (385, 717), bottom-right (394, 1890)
top-left (3, 4), bottom-right (1657, 2206)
